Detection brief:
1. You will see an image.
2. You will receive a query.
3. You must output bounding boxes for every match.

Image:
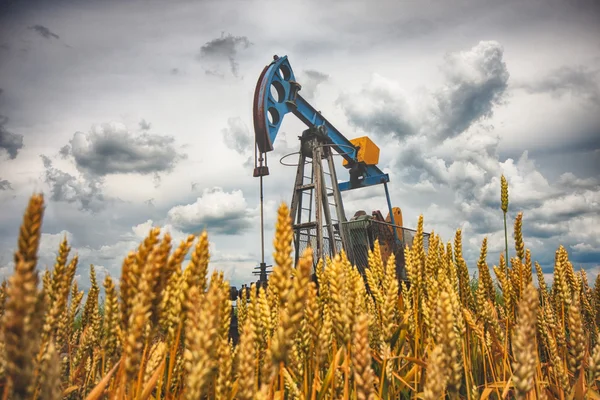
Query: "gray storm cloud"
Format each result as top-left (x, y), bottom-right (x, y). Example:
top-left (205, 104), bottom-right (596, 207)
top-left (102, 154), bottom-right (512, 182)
top-left (40, 155), bottom-right (107, 213)
top-left (139, 119), bottom-right (152, 131)
top-left (28, 25), bottom-right (60, 40)
top-left (0, 115), bottom-right (24, 160)
top-left (0, 179), bottom-right (12, 190)
top-left (432, 40), bottom-right (509, 140)
top-left (338, 40), bottom-right (509, 142)
top-left (519, 65), bottom-right (600, 104)
top-left (222, 117), bottom-right (252, 155)
top-left (59, 144), bottom-right (70, 159)
top-left (336, 73), bottom-right (417, 139)
top-left (198, 32), bottom-right (252, 78)
top-left (64, 122), bottom-right (186, 176)
top-left (300, 70), bottom-right (330, 100)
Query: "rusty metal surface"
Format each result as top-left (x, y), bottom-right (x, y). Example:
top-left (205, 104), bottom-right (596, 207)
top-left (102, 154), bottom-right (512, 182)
top-left (252, 63), bottom-right (271, 153)
top-left (340, 219), bottom-right (431, 283)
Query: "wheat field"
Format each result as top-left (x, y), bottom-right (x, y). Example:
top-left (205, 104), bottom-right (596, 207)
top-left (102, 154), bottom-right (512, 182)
top-left (0, 177), bottom-right (599, 400)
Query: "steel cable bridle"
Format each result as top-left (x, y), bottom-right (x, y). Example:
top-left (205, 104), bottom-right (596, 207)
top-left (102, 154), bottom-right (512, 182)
top-left (255, 142), bottom-right (267, 265)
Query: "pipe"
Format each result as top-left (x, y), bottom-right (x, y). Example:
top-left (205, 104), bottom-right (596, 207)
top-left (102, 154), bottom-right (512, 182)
top-left (260, 168), bottom-right (265, 264)
top-left (384, 182), bottom-right (399, 243)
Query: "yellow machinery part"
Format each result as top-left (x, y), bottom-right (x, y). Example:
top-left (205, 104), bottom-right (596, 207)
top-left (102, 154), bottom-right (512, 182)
top-left (342, 136), bottom-right (380, 167)
top-left (386, 207), bottom-right (404, 242)
top-left (380, 240), bottom-right (392, 263)
top-left (370, 211), bottom-right (393, 262)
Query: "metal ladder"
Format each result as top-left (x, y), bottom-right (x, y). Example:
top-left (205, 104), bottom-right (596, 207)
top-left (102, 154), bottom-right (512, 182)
top-left (289, 126), bottom-right (348, 269)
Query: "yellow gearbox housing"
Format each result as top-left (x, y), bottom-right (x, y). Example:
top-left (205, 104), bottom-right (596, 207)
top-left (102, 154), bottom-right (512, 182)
top-left (342, 136), bottom-right (380, 167)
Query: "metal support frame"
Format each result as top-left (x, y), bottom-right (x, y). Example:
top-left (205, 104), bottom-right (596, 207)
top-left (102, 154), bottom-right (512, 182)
top-left (289, 126), bottom-right (347, 268)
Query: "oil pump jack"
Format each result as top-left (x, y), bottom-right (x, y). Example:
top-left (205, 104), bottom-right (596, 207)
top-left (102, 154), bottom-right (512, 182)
top-left (228, 54), bottom-right (429, 342)
top-left (250, 55), bottom-right (417, 284)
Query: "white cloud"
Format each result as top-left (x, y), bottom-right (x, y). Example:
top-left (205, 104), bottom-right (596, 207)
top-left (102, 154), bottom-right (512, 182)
top-left (167, 187), bottom-right (256, 235)
top-left (573, 243), bottom-right (600, 252)
top-left (336, 72), bottom-right (417, 139)
top-left (557, 173), bottom-right (599, 190)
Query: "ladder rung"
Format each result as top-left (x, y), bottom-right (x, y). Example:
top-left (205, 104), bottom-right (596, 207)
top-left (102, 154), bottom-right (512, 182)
top-left (294, 222), bottom-right (318, 230)
top-left (297, 184), bottom-right (315, 191)
top-left (327, 192), bottom-right (334, 197)
top-left (301, 207), bottom-right (311, 211)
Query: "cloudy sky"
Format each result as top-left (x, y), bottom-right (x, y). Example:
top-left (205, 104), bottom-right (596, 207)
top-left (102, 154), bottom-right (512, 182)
top-left (0, 0), bottom-right (598, 292)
